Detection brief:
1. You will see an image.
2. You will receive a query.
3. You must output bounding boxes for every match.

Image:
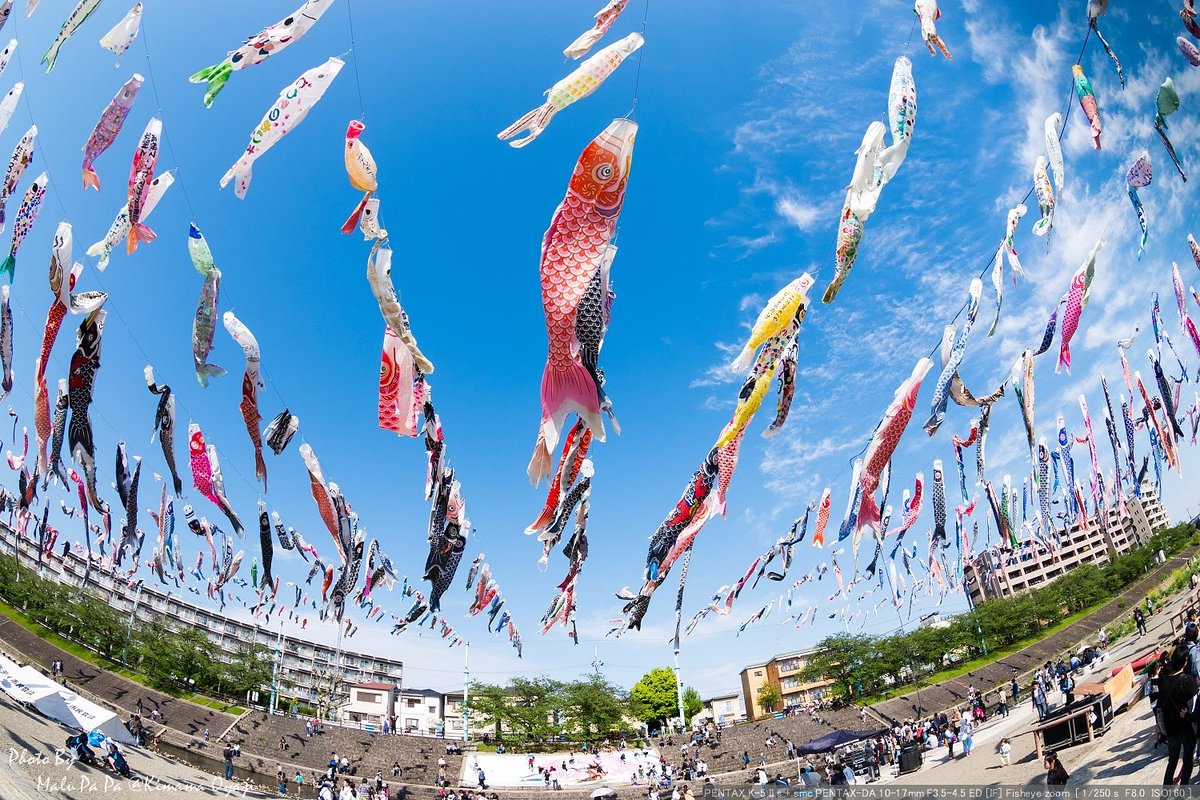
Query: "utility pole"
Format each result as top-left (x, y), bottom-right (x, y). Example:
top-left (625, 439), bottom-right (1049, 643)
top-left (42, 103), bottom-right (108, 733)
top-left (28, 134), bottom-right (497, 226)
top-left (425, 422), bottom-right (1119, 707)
top-left (123, 582), bottom-right (143, 664)
top-left (673, 650), bottom-right (686, 735)
top-left (462, 642), bottom-right (470, 743)
top-left (591, 647), bottom-right (603, 676)
top-left (269, 617), bottom-right (284, 715)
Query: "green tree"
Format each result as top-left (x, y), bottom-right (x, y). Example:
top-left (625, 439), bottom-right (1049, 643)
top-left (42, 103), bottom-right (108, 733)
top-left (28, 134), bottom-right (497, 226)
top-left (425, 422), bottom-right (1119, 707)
top-left (505, 677), bottom-right (561, 743)
top-left (465, 683), bottom-right (510, 742)
top-left (560, 674), bottom-right (627, 740)
top-left (630, 667), bottom-right (680, 732)
top-left (133, 622), bottom-right (216, 692)
top-left (81, 603), bottom-right (129, 660)
top-left (219, 641), bottom-right (273, 699)
top-left (682, 686), bottom-right (702, 726)
top-left (800, 633), bottom-right (874, 699)
top-left (756, 684), bottom-right (781, 714)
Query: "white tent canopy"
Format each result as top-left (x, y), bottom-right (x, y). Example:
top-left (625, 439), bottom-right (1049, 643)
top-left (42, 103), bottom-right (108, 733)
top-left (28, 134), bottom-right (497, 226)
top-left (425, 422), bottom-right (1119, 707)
top-left (0, 654), bottom-right (132, 744)
top-left (0, 658), bottom-right (74, 724)
top-left (57, 688), bottom-right (133, 744)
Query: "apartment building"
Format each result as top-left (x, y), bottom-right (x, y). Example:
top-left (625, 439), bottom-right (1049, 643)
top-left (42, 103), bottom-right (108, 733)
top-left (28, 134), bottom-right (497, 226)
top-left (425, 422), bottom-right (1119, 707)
top-left (699, 691), bottom-right (745, 726)
top-left (965, 486), bottom-right (1169, 604)
top-left (739, 648), bottom-right (833, 721)
top-left (0, 522), bottom-right (404, 709)
top-left (344, 682), bottom-right (399, 728)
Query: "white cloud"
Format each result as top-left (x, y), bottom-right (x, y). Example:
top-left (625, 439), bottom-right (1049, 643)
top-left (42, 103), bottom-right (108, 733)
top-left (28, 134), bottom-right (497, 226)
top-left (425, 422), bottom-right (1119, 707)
top-left (775, 194), bottom-right (823, 232)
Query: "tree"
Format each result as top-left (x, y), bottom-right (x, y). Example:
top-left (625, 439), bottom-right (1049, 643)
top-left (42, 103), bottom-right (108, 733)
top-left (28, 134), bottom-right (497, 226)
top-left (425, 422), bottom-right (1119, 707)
top-left (800, 633), bottom-right (874, 699)
top-left (219, 641), bottom-right (273, 699)
top-left (505, 677), bottom-right (561, 743)
top-left (682, 687), bottom-right (702, 726)
top-left (630, 667), bottom-right (679, 732)
top-left (756, 684), bottom-right (780, 714)
top-left (465, 683), bottom-right (510, 742)
top-left (560, 674), bottom-right (627, 740)
top-left (309, 668), bottom-right (345, 721)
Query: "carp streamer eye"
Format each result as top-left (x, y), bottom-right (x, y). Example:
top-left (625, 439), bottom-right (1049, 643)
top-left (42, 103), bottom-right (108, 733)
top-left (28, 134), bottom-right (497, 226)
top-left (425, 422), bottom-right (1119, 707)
top-left (593, 163), bottom-right (613, 182)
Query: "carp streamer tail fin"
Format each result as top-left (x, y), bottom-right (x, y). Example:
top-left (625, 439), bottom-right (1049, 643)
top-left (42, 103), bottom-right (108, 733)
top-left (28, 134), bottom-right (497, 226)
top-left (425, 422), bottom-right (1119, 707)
top-left (540, 357), bottom-right (605, 453)
top-left (189, 62), bottom-right (232, 108)
top-left (497, 103), bottom-right (559, 149)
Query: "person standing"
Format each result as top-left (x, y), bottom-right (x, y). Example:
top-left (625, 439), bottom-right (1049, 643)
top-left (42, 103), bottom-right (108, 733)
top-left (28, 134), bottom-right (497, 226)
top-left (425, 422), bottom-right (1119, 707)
top-left (1135, 608), bottom-right (1148, 637)
top-left (996, 688), bottom-right (1009, 717)
top-left (1032, 681), bottom-right (1047, 721)
top-left (998, 738), bottom-right (1011, 767)
top-left (1060, 672), bottom-right (1075, 707)
top-left (1044, 752), bottom-right (1070, 785)
top-left (1160, 649), bottom-right (1199, 785)
top-left (1148, 661), bottom-right (1166, 747)
top-left (222, 745), bottom-right (236, 781)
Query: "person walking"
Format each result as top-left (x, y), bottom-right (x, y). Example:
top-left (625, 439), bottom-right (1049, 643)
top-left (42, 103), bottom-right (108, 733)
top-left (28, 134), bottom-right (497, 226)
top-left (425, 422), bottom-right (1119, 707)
top-left (1160, 648), bottom-right (1199, 785)
top-left (996, 688), bottom-right (1009, 717)
top-left (1135, 608), bottom-right (1148, 637)
top-left (998, 738), bottom-right (1012, 767)
top-left (1032, 681), bottom-right (1048, 721)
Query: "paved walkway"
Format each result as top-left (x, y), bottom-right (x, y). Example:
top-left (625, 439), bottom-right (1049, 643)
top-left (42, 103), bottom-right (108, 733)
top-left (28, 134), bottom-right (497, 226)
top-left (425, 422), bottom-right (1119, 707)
top-left (0, 689), bottom-right (273, 799)
top-left (883, 570), bottom-right (1186, 787)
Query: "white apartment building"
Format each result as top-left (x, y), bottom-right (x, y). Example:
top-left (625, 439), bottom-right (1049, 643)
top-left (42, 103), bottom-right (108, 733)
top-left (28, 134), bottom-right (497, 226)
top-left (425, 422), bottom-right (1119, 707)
top-left (0, 522), bottom-right (404, 709)
top-left (966, 486), bottom-right (1169, 604)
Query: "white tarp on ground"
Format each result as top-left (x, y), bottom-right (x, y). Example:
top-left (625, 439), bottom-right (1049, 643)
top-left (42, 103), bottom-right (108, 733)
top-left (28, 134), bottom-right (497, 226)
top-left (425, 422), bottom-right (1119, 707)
top-left (0, 657), bottom-right (74, 724)
top-left (469, 749), bottom-right (662, 788)
top-left (56, 687), bottom-right (133, 744)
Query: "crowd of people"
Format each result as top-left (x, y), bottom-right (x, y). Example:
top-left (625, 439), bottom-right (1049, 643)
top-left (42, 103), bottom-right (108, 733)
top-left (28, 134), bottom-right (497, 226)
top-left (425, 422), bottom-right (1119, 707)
top-left (1148, 616), bottom-right (1200, 785)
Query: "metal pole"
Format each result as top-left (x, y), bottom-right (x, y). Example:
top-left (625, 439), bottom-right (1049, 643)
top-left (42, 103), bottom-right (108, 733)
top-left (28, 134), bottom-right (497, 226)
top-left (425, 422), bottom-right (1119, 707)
top-left (462, 642), bottom-right (470, 742)
top-left (962, 568), bottom-right (988, 657)
top-left (673, 650), bottom-right (686, 735)
top-left (269, 618), bottom-right (284, 715)
top-left (123, 583), bottom-right (142, 664)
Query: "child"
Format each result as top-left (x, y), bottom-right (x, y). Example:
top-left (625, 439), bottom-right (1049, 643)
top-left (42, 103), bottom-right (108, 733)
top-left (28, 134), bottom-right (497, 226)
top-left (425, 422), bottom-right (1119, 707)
top-left (998, 738), bottom-right (1012, 767)
top-left (1044, 751), bottom-right (1070, 785)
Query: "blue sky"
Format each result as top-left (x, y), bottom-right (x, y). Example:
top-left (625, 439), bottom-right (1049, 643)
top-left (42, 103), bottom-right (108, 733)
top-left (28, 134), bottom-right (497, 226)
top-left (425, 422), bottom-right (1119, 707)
top-left (2, 0), bottom-right (1200, 700)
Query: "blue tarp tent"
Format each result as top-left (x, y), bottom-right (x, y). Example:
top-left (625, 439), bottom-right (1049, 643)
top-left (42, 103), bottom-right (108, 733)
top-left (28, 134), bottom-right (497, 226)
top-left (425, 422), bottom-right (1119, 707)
top-left (795, 728), bottom-right (887, 755)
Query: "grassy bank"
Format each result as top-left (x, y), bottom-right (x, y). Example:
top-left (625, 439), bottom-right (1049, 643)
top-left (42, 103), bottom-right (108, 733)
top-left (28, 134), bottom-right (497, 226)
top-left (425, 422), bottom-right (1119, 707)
top-left (0, 596), bottom-right (244, 715)
top-left (860, 600), bottom-right (1107, 705)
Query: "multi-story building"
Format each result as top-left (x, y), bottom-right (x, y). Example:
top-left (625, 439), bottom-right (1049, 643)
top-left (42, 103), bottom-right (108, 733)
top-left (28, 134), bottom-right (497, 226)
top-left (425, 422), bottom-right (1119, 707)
top-left (966, 486), bottom-right (1169, 604)
top-left (0, 522), bottom-right (403, 710)
top-left (739, 648), bottom-right (833, 721)
top-left (344, 682), bottom-right (399, 728)
top-left (699, 691), bottom-right (745, 727)
top-left (398, 688), bottom-right (446, 735)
